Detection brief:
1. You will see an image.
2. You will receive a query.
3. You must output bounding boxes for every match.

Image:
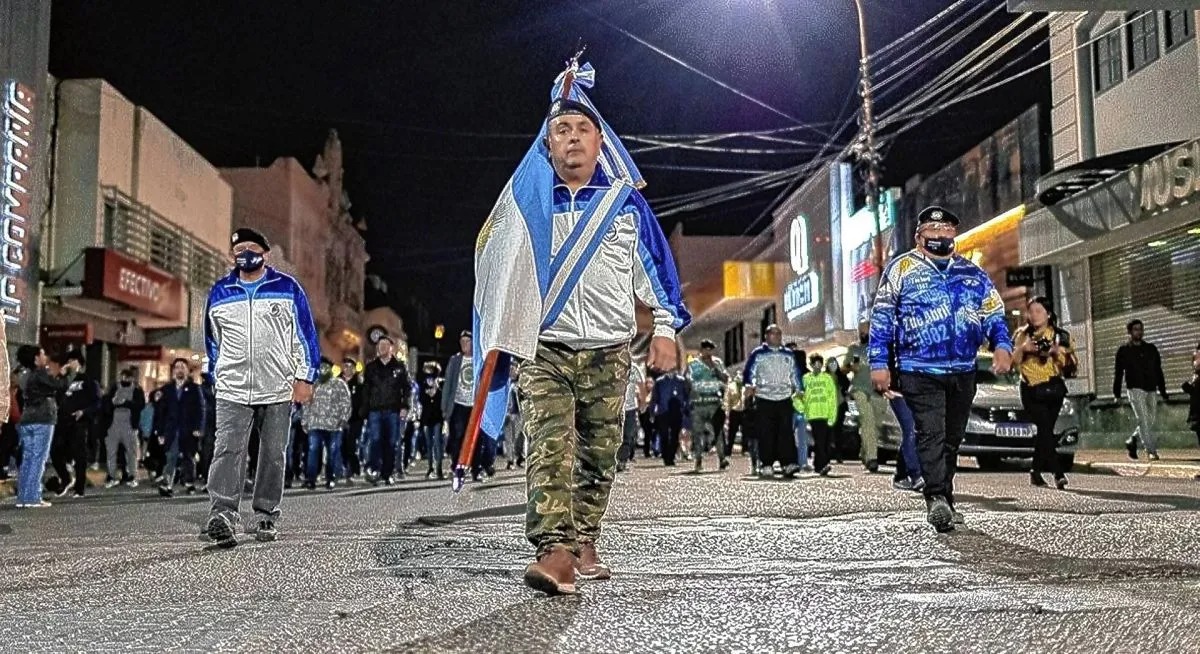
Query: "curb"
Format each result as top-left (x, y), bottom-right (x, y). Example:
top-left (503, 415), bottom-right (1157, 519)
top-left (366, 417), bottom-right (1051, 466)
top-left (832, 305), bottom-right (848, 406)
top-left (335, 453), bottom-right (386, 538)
top-left (1072, 460), bottom-right (1200, 479)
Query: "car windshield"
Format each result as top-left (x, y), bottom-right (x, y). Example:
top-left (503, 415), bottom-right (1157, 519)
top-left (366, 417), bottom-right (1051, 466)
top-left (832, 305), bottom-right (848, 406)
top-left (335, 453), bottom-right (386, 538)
top-left (976, 355), bottom-right (1019, 385)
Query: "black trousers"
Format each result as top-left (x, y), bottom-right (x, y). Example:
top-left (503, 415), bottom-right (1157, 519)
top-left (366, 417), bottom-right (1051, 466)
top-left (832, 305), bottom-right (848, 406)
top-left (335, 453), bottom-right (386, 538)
top-left (657, 415), bottom-right (682, 466)
top-left (640, 411), bottom-right (655, 457)
top-left (51, 421), bottom-right (89, 494)
top-left (342, 419), bottom-right (363, 477)
top-left (725, 410), bottom-right (743, 458)
top-left (446, 403), bottom-right (471, 469)
top-left (755, 398), bottom-right (797, 468)
top-left (0, 421), bottom-right (19, 472)
top-left (1020, 380), bottom-right (1067, 477)
top-left (898, 371), bottom-right (976, 504)
top-left (810, 418), bottom-right (832, 471)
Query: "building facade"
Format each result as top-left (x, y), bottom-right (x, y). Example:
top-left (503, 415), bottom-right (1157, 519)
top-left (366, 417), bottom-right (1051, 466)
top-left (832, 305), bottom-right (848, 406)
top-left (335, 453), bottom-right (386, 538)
top-left (1020, 10), bottom-right (1200, 446)
top-left (220, 130), bottom-right (369, 363)
top-left (42, 79), bottom-right (231, 386)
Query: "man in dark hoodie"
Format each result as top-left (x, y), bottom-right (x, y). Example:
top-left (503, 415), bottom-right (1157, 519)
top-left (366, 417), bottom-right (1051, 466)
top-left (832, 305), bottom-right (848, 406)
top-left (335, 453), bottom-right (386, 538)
top-left (51, 350), bottom-right (101, 498)
top-left (154, 358), bottom-right (205, 497)
top-left (360, 336), bottom-right (410, 485)
top-left (103, 367), bottom-right (145, 488)
top-left (15, 345), bottom-right (66, 508)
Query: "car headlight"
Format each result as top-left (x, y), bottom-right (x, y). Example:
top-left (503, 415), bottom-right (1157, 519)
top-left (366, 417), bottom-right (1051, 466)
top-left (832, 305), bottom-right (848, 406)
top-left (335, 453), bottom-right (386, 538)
top-left (1059, 401), bottom-right (1075, 416)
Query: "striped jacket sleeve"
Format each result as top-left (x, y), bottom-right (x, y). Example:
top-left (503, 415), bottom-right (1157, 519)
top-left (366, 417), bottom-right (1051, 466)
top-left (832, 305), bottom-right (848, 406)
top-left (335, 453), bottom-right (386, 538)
top-left (289, 279), bottom-right (321, 384)
top-left (630, 192), bottom-right (691, 338)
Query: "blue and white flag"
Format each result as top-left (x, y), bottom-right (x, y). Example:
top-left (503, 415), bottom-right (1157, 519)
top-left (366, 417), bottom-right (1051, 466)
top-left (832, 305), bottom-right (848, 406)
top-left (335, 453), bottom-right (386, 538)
top-left (471, 62), bottom-right (649, 441)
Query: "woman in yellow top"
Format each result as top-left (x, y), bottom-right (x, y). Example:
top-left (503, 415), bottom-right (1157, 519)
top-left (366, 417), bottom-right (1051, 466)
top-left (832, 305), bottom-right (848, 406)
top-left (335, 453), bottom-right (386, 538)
top-left (1012, 296), bottom-right (1073, 490)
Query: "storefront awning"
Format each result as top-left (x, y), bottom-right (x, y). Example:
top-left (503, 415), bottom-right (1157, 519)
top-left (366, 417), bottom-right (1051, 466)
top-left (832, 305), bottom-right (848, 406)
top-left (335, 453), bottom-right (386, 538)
top-left (685, 261), bottom-right (789, 330)
top-left (1036, 143), bottom-right (1177, 207)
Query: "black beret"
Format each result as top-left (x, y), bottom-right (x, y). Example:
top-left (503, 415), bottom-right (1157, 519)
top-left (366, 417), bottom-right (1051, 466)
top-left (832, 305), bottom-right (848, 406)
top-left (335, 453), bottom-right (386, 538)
top-left (916, 206), bottom-right (960, 227)
top-left (231, 227), bottom-right (271, 252)
top-left (547, 98), bottom-right (601, 131)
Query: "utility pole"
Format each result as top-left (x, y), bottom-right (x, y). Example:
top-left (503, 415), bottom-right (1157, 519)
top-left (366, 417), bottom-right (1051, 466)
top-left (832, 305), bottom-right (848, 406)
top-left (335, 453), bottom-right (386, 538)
top-left (853, 0), bottom-right (885, 286)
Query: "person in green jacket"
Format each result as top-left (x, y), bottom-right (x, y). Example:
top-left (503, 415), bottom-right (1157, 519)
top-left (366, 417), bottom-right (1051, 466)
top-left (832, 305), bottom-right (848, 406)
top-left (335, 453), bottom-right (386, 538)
top-left (803, 354), bottom-right (839, 476)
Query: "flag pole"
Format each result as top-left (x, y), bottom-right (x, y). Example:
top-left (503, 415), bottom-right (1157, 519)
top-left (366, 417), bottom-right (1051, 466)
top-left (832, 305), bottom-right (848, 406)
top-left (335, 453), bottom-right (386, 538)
top-left (452, 350), bottom-right (500, 492)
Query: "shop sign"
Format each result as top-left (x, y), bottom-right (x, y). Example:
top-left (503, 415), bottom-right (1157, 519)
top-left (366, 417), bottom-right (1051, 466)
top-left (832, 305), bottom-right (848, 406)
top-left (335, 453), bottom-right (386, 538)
top-left (789, 215), bottom-right (809, 275)
top-left (783, 271), bottom-right (819, 320)
top-left (83, 248), bottom-right (184, 320)
top-left (39, 323), bottom-right (93, 344)
top-left (1, 80), bottom-right (35, 328)
top-left (117, 345), bottom-right (165, 361)
top-left (1139, 140), bottom-right (1200, 214)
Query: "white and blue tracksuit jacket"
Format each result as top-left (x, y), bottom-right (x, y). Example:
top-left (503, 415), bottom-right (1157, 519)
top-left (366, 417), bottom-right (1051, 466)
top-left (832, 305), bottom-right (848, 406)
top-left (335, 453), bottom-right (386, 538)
top-left (868, 251), bottom-right (1013, 376)
top-left (742, 345), bottom-right (803, 402)
top-left (205, 267), bottom-right (321, 405)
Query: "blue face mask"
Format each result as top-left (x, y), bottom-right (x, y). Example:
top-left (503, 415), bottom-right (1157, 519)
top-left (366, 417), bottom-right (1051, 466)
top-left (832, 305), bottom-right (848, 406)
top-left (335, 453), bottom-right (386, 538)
top-left (234, 251), bottom-right (265, 273)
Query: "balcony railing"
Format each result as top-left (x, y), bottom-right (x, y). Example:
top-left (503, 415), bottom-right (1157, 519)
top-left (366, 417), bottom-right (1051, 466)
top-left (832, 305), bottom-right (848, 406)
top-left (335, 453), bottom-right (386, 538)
top-left (101, 186), bottom-right (226, 290)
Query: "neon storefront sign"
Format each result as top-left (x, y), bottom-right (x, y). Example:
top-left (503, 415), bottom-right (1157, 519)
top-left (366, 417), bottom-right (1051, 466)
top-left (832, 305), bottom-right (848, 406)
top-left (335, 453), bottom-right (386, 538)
top-left (783, 214), bottom-right (820, 318)
top-left (0, 80), bottom-right (34, 325)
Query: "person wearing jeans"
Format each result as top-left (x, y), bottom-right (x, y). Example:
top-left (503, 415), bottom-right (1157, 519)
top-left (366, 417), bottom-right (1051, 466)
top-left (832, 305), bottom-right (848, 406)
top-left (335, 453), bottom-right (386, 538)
top-left (302, 358), bottom-right (352, 489)
top-left (888, 393), bottom-right (924, 491)
top-left (1113, 319), bottom-right (1167, 461)
top-left (15, 345), bottom-right (61, 508)
top-left (416, 361), bottom-right (445, 479)
top-left (443, 332), bottom-right (488, 480)
top-left (361, 336), bottom-right (411, 485)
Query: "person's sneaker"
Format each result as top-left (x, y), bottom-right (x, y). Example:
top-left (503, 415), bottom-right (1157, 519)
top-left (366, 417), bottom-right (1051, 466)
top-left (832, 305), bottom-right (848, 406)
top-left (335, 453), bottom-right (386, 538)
top-left (157, 484), bottom-right (174, 498)
top-left (1055, 474), bottom-right (1068, 490)
top-left (303, 481), bottom-right (316, 491)
top-left (55, 477), bottom-right (73, 498)
top-left (71, 492), bottom-right (85, 499)
top-left (206, 514), bottom-right (238, 548)
top-left (694, 459), bottom-right (703, 473)
top-left (1149, 453), bottom-right (1161, 461)
top-left (616, 461), bottom-right (627, 473)
top-left (782, 464), bottom-right (801, 478)
top-left (105, 479), bottom-right (120, 489)
top-left (384, 476), bottom-right (395, 486)
top-left (523, 548), bottom-right (578, 595)
top-left (89, 463), bottom-right (100, 472)
top-left (1030, 471), bottom-right (1048, 487)
top-left (284, 480), bottom-right (293, 490)
top-left (1125, 438), bottom-right (1139, 460)
top-left (719, 459), bottom-right (730, 471)
top-left (576, 543), bottom-right (612, 581)
top-left (757, 467), bottom-right (772, 479)
top-left (186, 485), bottom-right (197, 495)
top-left (912, 477), bottom-right (926, 492)
top-left (865, 460), bottom-right (880, 474)
top-left (254, 520), bottom-right (278, 543)
top-left (926, 497), bottom-right (954, 533)
top-left (801, 464), bottom-right (814, 472)
top-left (16, 500), bottom-right (52, 508)
top-left (893, 478), bottom-right (916, 491)
top-left (325, 481), bottom-right (335, 490)
top-left (126, 479), bottom-right (139, 489)
top-left (506, 460), bottom-right (514, 471)
top-left (951, 507), bottom-right (965, 525)
top-left (818, 464), bottom-right (833, 477)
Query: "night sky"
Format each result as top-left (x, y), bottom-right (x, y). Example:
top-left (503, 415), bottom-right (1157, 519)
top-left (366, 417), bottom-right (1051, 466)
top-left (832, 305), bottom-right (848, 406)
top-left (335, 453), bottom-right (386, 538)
top-left (47, 0), bottom-right (1049, 348)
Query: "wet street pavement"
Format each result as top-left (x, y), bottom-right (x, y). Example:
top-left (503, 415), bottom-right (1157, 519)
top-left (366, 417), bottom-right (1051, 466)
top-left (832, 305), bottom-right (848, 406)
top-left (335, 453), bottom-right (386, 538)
top-left (3, 458), bottom-right (1199, 653)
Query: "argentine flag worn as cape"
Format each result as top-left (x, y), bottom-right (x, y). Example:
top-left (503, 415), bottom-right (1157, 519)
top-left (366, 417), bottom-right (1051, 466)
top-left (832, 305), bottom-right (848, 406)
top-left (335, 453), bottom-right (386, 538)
top-left (472, 62), bottom-right (689, 441)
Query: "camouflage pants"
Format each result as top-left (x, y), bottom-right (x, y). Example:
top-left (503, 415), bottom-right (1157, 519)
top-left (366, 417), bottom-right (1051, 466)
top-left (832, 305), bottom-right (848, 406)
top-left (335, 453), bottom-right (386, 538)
top-left (519, 341), bottom-right (630, 557)
top-left (691, 402), bottom-right (727, 461)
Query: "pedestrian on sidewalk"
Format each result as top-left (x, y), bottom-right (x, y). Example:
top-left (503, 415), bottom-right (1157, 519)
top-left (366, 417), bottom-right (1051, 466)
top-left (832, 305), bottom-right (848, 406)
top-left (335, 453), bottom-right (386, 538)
top-left (203, 227), bottom-right (320, 548)
top-left (14, 345), bottom-right (64, 508)
top-left (301, 358), bottom-right (352, 490)
top-left (103, 367), bottom-right (144, 489)
top-left (652, 367), bottom-right (690, 468)
top-left (154, 358), bottom-right (204, 497)
top-left (723, 376), bottom-right (745, 460)
top-left (639, 376), bottom-right (657, 459)
top-left (51, 350), bottom-right (100, 499)
top-left (617, 362), bottom-right (645, 472)
top-left (1181, 344), bottom-right (1200, 448)
top-left (688, 339), bottom-right (728, 472)
top-left (869, 206), bottom-right (1013, 533)
top-left (504, 368), bottom-right (526, 471)
top-left (744, 325), bottom-right (803, 479)
top-left (417, 361), bottom-right (446, 479)
top-left (361, 335), bottom-right (411, 485)
top-left (1114, 319), bottom-right (1168, 461)
top-left (472, 57), bottom-right (690, 595)
top-left (340, 358), bottom-right (365, 481)
top-left (1013, 297), bottom-right (1074, 490)
top-left (845, 322), bottom-right (880, 473)
top-left (803, 354), bottom-right (839, 477)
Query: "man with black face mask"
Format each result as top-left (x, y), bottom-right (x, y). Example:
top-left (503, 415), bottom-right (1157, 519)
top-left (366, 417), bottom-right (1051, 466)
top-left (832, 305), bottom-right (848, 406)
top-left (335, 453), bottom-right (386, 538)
top-left (868, 206), bottom-right (1012, 533)
top-left (103, 367), bottom-right (145, 488)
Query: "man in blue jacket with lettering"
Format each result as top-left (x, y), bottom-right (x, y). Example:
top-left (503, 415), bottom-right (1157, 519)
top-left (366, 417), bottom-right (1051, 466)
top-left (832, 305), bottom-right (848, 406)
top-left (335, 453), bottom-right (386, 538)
top-left (868, 206), bottom-right (1013, 533)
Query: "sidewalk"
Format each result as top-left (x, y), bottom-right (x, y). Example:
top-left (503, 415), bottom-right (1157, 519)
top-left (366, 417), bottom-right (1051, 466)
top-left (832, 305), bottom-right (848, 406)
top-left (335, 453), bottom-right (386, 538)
top-left (1072, 449), bottom-right (1200, 479)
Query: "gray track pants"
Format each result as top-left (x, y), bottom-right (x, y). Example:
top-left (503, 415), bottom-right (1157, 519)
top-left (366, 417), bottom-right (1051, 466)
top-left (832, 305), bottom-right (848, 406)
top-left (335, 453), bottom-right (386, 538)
top-left (105, 420), bottom-right (138, 481)
top-left (207, 400), bottom-right (291, 523)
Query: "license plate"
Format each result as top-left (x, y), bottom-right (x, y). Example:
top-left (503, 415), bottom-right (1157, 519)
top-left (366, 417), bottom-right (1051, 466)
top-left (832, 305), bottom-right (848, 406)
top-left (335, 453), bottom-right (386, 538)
top-left (995, 423), bottom-right (1035, 438)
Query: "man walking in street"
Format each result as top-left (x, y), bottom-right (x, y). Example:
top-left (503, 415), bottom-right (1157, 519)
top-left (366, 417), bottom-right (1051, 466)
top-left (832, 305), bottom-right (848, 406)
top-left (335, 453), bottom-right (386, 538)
top-left (743, 325), bottom-right (803, 478)
top-left (204, 227), bottom-right (320, 548)
top-left (844, 321), bottom-right (880, 473)
top-left (1113, 319), bottom-right (1168, 461)
top-left (688, 339), bottom-right (729, 472)
top-left (51, 350), bottom-right (100, 499)
top-left (302, 358), bottom-right (352, 490)
top-left (103, 367), bottom-right (144, 489)
top-left (472, 58), bottom-right (689, 595)
top-left (340, 357), bottom-right (364, 481)
top-left (361, 336), bottom-right (410, 485)
top-left (444, 331), bottom-right (487, 479)
top-left (154, 358), bottom-right (205, 497)
top-left (869, 206), bottom-right (1012, 533)
top-left (416, 361), bottom-right (446, 479)
top-left (803, 354), bottom-right (839, 477)
top-left (616, 362), bottom-right (645, 472)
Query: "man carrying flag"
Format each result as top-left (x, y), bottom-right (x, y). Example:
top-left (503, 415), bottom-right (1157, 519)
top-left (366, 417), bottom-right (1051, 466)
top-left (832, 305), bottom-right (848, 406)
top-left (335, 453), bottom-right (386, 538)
top-left (471, 56), bottom-right (690, 596)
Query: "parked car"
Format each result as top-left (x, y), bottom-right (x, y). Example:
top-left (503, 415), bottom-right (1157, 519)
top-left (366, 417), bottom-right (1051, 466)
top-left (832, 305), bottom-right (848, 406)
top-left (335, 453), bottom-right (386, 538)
top-left (868, 354), bottom-right (1081, 471)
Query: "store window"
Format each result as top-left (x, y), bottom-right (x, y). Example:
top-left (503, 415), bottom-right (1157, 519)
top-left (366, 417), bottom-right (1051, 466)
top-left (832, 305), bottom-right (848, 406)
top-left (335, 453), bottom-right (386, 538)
top-left (1126, 11), bottom-right (1160, 73)
top-left (1093, 29), bottom-right (1123, 93)
top-left (1090, 224), bottom-right (1200, 397)
top-left (1165, 10), bottom-right (1194, 51)
top-left (724, 323), bottom-right (745, 366)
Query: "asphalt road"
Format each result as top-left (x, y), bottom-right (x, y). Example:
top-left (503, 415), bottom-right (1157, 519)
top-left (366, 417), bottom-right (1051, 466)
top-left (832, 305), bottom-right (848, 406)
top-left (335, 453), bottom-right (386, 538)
top-left (2, 457), bottom-right (1199, 653)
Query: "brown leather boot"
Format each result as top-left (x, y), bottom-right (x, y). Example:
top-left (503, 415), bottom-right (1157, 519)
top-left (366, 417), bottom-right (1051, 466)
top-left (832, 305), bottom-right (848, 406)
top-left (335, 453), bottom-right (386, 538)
top-left (577, 542), bottom-right (612, 581)
top-left (523, 547), bottom-right (578, 595)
